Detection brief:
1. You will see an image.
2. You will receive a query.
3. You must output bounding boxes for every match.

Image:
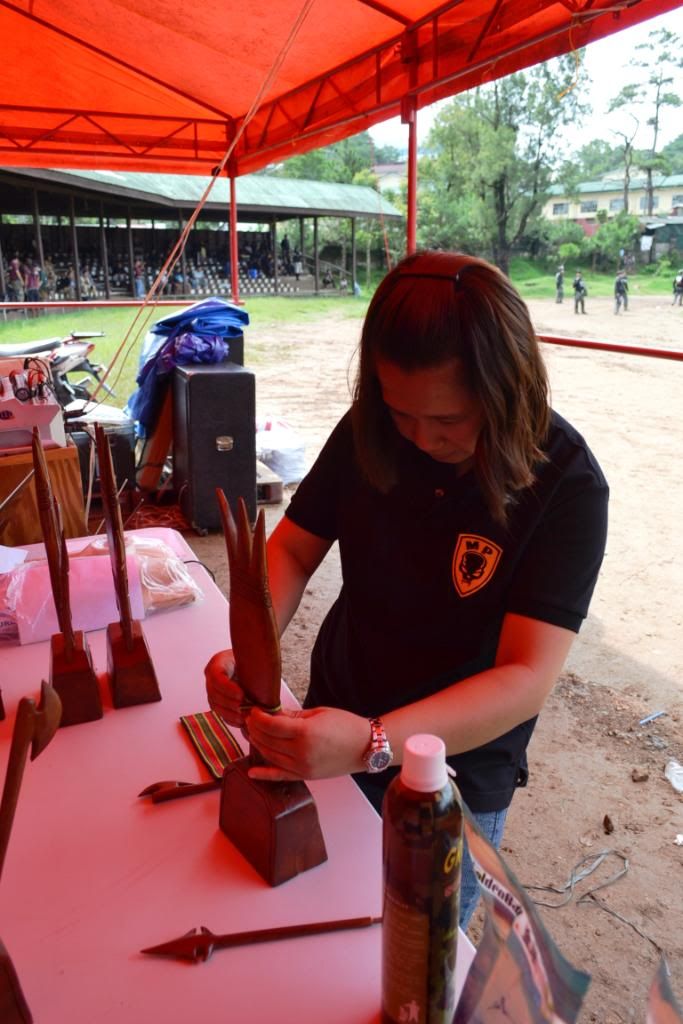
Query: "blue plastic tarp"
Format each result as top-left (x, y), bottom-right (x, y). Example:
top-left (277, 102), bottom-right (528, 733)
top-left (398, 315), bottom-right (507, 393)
top-left (126, 297), bottom-right (249, 437)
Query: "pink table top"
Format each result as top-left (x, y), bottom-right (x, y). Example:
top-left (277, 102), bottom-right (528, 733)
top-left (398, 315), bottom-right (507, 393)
top-left (0, 529), bottom-right (473, 1023)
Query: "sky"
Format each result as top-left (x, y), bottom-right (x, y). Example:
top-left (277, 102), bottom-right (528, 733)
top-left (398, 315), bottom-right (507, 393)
top-left (368, 9), bottom-right (683, 158)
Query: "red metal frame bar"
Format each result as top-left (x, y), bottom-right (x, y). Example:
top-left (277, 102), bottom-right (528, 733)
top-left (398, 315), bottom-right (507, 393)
top-left (0, 301), bottom-right (203, 311)
top-left (467, 0), bottom-right (507, 63)
top-left (229, 175), bottom-right (240, 306)
top-left (355, 0), bottom-right (413, 26)
top-left (402, 95), bottom-right (418, 255)
top-left (538, 334), bottom-right (683, 362)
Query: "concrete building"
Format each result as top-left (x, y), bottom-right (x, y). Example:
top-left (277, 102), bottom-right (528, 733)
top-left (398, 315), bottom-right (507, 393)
top-left (543, 173), bottom-right (683, 235)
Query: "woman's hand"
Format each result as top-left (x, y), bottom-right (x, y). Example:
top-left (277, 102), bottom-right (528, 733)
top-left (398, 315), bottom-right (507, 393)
top-left (245, 706), bottom-right (369, 783)
top-left (204, 650), bottom-right (249, 729)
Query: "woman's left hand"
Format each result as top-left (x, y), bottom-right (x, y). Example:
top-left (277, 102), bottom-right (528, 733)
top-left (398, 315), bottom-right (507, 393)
top-left (244, 706), bottom-right (369, 782)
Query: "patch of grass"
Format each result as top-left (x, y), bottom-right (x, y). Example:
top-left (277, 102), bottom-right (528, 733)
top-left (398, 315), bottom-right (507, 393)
top-left (509, 258), bottom-right (677, 299)
top-left (0, 296), bottom-right (369, 408)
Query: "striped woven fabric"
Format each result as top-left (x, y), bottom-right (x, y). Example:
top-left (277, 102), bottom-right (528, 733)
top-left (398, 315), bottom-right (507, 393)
top-left (179, 711), bottom-right (245, 779)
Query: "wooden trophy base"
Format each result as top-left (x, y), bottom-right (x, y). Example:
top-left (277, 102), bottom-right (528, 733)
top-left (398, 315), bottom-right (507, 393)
top-left (0, 939), bottom-right (32, 1023)
top-left (50, 631), bottom-right (103, 727)
top-left (106, 620), bottom-right (162, 708)
top-left (220, 757), bottom-right (328, 886)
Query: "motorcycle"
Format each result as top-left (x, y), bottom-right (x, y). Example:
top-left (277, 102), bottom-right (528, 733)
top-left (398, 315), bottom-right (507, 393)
top-left (0, 330), bottom-right (134, 522)
top-left (0, 331), bottom-right (116, 411)
top-left (0, 329), bottom-right (131, 463)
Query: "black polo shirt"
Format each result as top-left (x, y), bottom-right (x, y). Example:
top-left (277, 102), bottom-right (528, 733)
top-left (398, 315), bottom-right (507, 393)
top-left (285, 409), bottom-right (608, 812)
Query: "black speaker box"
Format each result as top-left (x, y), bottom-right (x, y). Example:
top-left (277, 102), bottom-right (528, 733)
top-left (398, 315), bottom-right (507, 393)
top-left (226, 332), bottom-right (244, 366)
top-left (173, 362), bottom-right (256, 531)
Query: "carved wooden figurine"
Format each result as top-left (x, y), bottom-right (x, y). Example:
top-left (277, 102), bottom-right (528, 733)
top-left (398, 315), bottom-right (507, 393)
top-left (216, 493), bottom-right (327, 886)
top-left (32, 429), bottom-right (102, 727)
top-left (0, 681), bottom-right (62, 1023)
top-left (95, 425), bottom-right (161, 708)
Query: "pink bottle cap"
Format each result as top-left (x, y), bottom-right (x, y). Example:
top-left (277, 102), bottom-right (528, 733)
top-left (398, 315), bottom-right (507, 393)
top-left (401, 734), bottom-right (448, 792)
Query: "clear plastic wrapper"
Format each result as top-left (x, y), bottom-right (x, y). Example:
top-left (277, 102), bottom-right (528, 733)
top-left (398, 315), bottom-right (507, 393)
top-left (0, 535), bottom-right (202, 645)
top-left (78, 534), bottom-right (203, 614)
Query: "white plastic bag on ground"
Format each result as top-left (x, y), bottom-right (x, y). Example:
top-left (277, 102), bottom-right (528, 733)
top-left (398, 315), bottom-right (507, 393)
top-left (256, 415), bottom-right (307, 484)
top-left (664, 759), bottom-right (683, 794)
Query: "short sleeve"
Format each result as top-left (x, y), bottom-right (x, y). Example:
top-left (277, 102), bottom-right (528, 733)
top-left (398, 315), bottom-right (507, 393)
top-left (285, 413), bottom-right (354, 541)
top-left (505, 453), bottom-right (609, 632)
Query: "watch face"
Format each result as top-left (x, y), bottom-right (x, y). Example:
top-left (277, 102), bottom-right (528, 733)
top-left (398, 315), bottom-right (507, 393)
top-left (368, 749), bottom-right (393, 772)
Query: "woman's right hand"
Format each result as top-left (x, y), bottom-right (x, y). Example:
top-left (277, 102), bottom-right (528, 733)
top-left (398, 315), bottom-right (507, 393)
top-left (204, 650), bottom-right (248, 729)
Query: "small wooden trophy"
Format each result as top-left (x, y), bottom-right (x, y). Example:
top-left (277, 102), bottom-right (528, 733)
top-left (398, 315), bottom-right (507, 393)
top-left (95, 425), bottom-right (161, 709)
top-left (0, 681), bottom-right (62, 1023)
top-left (216, 494), bottom-right (327, 886)
top-left (32, 429), bottom-right (102, 727)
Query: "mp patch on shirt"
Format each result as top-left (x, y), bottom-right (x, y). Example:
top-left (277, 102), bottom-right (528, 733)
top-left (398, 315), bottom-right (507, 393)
top-left (452, 533), bottom-right (503, 598)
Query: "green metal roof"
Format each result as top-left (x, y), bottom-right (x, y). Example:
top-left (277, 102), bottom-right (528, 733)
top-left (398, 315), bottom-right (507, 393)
top-left (8, 167), bottom-right (402, 219)
top-left (547, 174), bottom-right (683, 196)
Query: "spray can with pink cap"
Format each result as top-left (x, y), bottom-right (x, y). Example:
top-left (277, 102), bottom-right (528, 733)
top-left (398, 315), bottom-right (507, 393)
top-left (381, 734), bottom-right (463, 1024)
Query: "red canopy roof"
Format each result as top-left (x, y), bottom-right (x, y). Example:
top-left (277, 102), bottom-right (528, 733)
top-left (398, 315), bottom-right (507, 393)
top-left (1, 0), bottom-right (680, 176)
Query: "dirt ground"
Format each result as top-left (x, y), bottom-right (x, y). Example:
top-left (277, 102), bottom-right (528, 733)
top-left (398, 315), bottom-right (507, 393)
top-left (188, 292), bottom-right (683, 1022)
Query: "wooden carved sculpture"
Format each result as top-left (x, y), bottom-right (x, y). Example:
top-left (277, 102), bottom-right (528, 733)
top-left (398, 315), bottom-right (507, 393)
top-left (216, 492), bottom-right (327, 886)
top-left (32, 429), bottom-right (102, 727)
top-left (0, 681), bottom-right (62, 1023)
top-left (95, 425), bottom-right (161, 708)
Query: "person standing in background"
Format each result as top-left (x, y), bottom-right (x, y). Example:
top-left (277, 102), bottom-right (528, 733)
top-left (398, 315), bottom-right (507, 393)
top-left (555, 265), bottom-right (564, 303)
top-left (672, 269), bottom-right (683, 307)
top-left (133, 257), bottom-right (146, 298)
top-left (573, 270), bottom-right (587, 314)
top-left (8, 254), bottom-right (25, 302)
top-left (614, 271), bottom-right (628, 314)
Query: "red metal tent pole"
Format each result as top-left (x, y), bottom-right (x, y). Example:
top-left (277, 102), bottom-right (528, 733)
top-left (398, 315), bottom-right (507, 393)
top-left (538, 334), bottom-right (683, 362)
top-left (229, 173), bottom-right (240, 305)
top-left (401, 95), bottom-right (417, 256)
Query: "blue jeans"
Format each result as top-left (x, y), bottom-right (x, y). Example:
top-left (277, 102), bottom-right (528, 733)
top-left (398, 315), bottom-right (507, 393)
top-left (352, 772), bottom-right (508, 928)
top-left (460, 808), bottom-right (508, 928)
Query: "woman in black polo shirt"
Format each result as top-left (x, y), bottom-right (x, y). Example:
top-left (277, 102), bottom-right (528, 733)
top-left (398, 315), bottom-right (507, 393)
top-left (206, 250), bottom-right (608, 925)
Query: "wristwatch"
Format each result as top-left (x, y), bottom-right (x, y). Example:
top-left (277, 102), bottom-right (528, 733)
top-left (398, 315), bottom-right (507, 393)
top-left (362, 717), bottom-right (394, 774)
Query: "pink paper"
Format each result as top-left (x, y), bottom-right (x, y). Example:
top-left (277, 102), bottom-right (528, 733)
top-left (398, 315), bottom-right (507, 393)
top-left (9, 553), bottom-right (145, 645)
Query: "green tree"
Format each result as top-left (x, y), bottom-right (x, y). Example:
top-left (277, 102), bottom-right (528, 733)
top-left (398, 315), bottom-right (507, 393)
top-left (532, 218), bottom-right (587, 268)
top-left (588, 211), bottom-right (641, 271)
top-left (569, 139), bottom-right (623, 180)
top-left (661, 133), bottom-right (683, 174)
top-left (275, 132), bottom-right (375, 183)
top-left (609, 28), bottom-right (682, 216)
top-left (417, 56), bottom-right (588, 274)
top-left (373, 144), bottom-right (403, 164)
top-left (607, 115), bottom-right (639, 213)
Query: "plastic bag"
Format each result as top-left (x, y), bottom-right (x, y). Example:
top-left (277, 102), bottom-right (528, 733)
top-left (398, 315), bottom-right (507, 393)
top-left (256, 415), bottom-right (308, 484)
top-left (78, 535), bottom-right (202, 614)
top-left (6, 553), bottom-right (145, 645)
top-left (664, 759), bottom-right (683, 794)
top-left (0, 535), bottom-right (202, 646)
top-left (0, 571), bottom-right (18, 644)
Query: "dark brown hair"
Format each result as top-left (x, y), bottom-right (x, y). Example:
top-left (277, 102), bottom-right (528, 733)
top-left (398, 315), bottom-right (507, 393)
top-left (351, 250), bottom-right (550, 523)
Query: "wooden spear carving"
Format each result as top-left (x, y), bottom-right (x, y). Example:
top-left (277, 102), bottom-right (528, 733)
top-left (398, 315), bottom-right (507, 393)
top-left (0, 681), bottom-right (62, 1023)
top-left (216, 492), bottom-right (281, 717)
top-left (32, 430), bottom-right (74, 659)
top-left (215, 492), bottom-right (326, 886)
top-left (95, 424), bottom-right (160, 708)
top-left (31, 428), bottom-right (102, 726)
